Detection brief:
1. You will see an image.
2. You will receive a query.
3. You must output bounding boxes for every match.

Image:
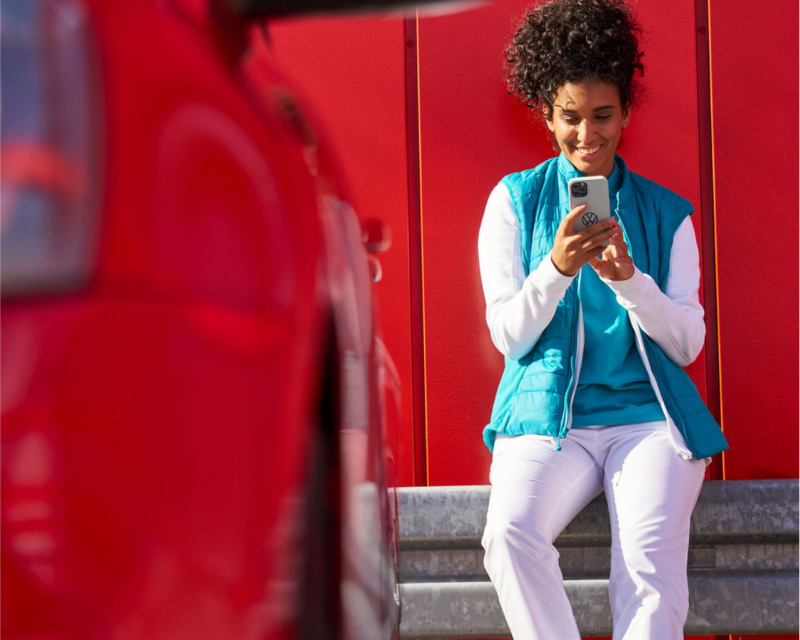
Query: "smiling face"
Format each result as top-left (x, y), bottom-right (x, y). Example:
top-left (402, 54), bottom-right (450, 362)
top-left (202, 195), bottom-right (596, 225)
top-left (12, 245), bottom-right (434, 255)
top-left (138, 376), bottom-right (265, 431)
top-left (546, 80), bottom-right (631, 177)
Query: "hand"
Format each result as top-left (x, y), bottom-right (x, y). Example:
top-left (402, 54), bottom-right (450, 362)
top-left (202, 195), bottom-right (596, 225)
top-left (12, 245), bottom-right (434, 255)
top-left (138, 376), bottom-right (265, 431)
top-left (589, 228), bottom-right (635, 281)
top-left (551, 205), bottom-right (620, 277)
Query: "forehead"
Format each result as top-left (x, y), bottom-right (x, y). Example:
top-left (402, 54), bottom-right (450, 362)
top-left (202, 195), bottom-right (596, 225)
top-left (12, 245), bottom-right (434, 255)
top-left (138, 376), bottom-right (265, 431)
top-left (554, 81), bottom-right (621, 109)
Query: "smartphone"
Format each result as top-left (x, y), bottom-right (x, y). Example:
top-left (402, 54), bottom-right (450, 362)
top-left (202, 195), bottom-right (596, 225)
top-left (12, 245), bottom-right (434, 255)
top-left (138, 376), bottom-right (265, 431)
top-left (568, 176), bottom-right (611, 246)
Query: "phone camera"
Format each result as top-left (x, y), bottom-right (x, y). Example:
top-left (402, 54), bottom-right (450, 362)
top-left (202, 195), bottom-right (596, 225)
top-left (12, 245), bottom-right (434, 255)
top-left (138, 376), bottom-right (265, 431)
top-left (571, 182), bottom-right (588, 198)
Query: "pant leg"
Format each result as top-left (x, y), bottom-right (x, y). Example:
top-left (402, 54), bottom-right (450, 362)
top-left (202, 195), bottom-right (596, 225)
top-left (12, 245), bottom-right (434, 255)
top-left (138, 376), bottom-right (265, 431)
top-left (601, 422), bottom-right (706, 640)
top-left (482, 433), bottom-right (603, 640)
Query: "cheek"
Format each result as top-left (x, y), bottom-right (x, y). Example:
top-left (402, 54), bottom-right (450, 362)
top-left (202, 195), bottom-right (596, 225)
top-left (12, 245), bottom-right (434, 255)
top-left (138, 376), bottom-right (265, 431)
top-left (554, 134), bottom-right (570, 151)
top-left (554, 125), bottom-right (574, 145)
top-left (605, 121), bottom-right (624, 140)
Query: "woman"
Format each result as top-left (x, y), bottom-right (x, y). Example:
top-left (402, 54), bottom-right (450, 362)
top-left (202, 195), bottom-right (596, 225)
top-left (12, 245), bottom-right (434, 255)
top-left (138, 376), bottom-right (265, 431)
top-left (477, 1), bottom-right (729, 638)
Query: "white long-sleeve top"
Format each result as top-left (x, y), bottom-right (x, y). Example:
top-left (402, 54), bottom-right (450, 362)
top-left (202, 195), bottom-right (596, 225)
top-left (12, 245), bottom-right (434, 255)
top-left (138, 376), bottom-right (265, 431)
top-left (477, 182), bottom-right (706, 366)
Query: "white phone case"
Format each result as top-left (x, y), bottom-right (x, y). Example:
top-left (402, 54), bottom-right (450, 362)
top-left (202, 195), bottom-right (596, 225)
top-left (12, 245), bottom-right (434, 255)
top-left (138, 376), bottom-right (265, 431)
top-left (568, 175), bottom-right (611, 246)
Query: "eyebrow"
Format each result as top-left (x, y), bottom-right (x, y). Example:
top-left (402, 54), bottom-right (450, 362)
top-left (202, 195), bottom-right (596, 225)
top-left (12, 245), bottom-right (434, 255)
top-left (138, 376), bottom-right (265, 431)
top-left (555, 104), bottom-right (616, 113)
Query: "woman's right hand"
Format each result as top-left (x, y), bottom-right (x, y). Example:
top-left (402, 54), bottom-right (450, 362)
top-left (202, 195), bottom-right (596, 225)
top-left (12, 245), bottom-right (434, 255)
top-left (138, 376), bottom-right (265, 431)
top-left (551, 205), bottom-right (620, 277)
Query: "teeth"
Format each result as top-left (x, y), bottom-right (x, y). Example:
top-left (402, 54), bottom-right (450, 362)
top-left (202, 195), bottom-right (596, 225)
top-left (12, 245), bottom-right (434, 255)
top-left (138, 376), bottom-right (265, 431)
top-left (575, 146), bottom-right (601, 155)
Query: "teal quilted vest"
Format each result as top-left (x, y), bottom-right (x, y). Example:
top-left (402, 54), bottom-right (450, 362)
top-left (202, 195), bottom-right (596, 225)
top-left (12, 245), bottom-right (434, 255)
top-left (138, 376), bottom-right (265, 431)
top-left (483, 153), bottom-right (729, 460)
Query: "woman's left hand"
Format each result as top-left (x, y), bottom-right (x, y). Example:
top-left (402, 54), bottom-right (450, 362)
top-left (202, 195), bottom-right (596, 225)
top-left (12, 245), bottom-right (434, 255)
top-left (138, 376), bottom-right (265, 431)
top-left (589, 229), bottom-right (635, 281)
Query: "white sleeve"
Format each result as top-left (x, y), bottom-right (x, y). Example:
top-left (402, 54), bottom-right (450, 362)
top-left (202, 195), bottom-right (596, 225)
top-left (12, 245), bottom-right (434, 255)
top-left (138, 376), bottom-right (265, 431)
top-left (601, 216), bottom-right (705, 367)
top-left (477, 183), bottom-right (574, 360)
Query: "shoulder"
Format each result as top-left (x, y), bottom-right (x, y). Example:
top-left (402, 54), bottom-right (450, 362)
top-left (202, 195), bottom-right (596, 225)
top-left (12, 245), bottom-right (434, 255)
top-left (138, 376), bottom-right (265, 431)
top-left (627, 170), bottom-right (694, 219)
top-left (497, 156), bottom-right (561, 222)
top-left (500, 156), bottom-right (559, 194)
top-left (483, 182), bottom-right (516, 223)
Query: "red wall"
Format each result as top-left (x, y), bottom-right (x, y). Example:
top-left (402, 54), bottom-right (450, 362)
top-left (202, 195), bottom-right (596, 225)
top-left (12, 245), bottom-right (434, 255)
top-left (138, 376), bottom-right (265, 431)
top-left (709, 0), bottom-right (799, 483)
top-left (268, 16), bottom-right (417, 487)
top-left (268, 0), bottom-right (799, 488)
top-left (416, 0), bottom-right (711, 486)
top-left (270, 3), bottom-right (798, 640)
top-left (707, 3), bottom-right (799, 636)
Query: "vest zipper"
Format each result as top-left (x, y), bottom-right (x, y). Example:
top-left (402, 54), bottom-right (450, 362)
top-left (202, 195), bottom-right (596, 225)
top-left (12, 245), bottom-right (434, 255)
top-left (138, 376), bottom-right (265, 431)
top-left (558, 270), bottom-right (585, 451)
top-left (614, 206), bottom-right (694, 460)
top-left (630, 322), bottom-right (693, 460)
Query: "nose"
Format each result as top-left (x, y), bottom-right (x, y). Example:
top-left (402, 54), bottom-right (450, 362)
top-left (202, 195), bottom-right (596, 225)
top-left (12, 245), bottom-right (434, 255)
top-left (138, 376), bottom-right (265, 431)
top-left (577, 119), bottom-right (595, 143)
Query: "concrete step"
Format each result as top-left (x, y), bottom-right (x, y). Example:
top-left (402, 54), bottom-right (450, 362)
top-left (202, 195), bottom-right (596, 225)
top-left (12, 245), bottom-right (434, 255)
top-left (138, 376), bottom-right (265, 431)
top-left (398, 480), bottom-right (799, 638)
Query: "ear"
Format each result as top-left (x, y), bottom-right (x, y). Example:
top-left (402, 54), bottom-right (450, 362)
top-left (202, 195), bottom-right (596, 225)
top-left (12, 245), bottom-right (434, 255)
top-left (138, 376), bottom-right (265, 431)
top-left (621, 106), bottom-right (631, 128)
top-left (544, 106), bottom-right (555, 132)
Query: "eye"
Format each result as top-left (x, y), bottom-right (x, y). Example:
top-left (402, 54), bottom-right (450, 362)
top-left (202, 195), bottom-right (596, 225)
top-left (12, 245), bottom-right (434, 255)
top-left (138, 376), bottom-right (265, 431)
top-left (595, 114), bottom-right (612, 121)
top-left (561, 116), bottom-right (580, 125)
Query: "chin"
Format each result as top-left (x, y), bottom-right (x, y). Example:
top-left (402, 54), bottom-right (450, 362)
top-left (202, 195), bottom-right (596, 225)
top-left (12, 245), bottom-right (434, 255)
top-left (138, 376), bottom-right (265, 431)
top-left (569, 154), bottom-right (610, 176)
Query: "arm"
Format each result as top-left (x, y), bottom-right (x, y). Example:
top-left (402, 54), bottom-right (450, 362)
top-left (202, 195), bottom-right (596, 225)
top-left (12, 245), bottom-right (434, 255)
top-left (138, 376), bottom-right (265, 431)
top-left (601, 217), bottom-right (705, 367)
top-left (477, 183), bottom-right (574, 360)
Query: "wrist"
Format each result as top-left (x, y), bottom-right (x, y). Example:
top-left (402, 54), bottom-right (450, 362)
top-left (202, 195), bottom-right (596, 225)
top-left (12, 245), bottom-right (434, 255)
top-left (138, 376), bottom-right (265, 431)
top-left (610, 269), bottom-right (634, 282)
top-left (551, 256), bottom-right (578, 277)
top-left (603, 267), bottom-right (648, 301)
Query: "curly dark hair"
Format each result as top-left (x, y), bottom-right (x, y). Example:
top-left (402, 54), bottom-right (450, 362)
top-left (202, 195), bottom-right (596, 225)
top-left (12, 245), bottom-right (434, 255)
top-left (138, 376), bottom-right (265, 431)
top-left (506, 0), bottom-right (644, 118)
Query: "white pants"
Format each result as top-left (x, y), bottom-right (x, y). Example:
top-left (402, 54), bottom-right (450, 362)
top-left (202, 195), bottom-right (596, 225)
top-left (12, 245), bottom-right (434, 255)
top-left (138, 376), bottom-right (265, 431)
top-left (481, 421), bottom-right (706, 640)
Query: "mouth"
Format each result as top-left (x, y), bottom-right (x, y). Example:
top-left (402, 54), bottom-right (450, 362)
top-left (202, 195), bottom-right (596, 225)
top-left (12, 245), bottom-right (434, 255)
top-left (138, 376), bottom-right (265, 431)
top-left (573, 144), bottom-right (603, 158)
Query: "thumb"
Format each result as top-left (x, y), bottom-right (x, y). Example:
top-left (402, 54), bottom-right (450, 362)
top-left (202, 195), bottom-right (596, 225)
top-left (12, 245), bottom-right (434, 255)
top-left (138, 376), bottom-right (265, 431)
top-left (589, 255), bottom-right (604, 270)
top-left (561, 204), bottom-right (587, 234)
top-left (589, 255), bottom-right (612, 278)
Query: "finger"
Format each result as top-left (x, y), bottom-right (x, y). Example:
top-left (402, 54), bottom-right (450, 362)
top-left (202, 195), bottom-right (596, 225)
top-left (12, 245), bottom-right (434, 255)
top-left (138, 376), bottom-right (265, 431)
top-left (613, 255), bottom-right (634, 268)
top-left (604, 237), bottom-right (620, 257)
top-left (609, 230), bottom-right (629, 254)
top-left (574, 216), bottom-right (618, 242)
top-left (588, 256), bottom-right (605, 270)
top-left (559, 205), bottom-right (587, 236)
top-left (566, 204), bottom-right (588, 220)
top-left (600, 243), bottom-right (617, 260)
top-left (578, 226), bottom-right (617, 251)
top-left (589, 255), bottom-right (613, 278)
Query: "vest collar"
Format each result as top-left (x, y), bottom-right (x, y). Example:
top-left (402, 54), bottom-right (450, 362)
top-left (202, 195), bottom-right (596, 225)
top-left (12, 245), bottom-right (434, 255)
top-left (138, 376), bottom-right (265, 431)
top-left (613, 154), bottom-right (634, 208)
top-left (556, 151), bottom-right (582, 181)
top-left (556, 151), bottom-right (634, 209)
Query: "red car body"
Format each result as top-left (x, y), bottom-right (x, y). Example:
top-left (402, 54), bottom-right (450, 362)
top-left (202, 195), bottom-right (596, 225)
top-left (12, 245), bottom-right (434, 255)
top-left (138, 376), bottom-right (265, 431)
top-left (1, 0), bottom-right (400, 637)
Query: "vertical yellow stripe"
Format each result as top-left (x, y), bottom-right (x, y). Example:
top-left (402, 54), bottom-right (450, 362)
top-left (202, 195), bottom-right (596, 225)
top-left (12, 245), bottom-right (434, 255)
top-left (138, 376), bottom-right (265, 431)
top-left (707, 0), bottom-right (726, 488)
top-left (415, 9), bottom-right (430, 487)
top-left (707, 14), bottom-right (732, 640)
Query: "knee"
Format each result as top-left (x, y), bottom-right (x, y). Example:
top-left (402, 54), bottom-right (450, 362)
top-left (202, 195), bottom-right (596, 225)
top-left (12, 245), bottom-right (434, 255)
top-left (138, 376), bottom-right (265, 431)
top-left (623, 540), bottom-right (690, 587)
top-left (612, 549), bottom-right (690, 614)
top-left (482, 516), bottom-right (549, 550)
top-left (481, 519), bottom-right (558, 575)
